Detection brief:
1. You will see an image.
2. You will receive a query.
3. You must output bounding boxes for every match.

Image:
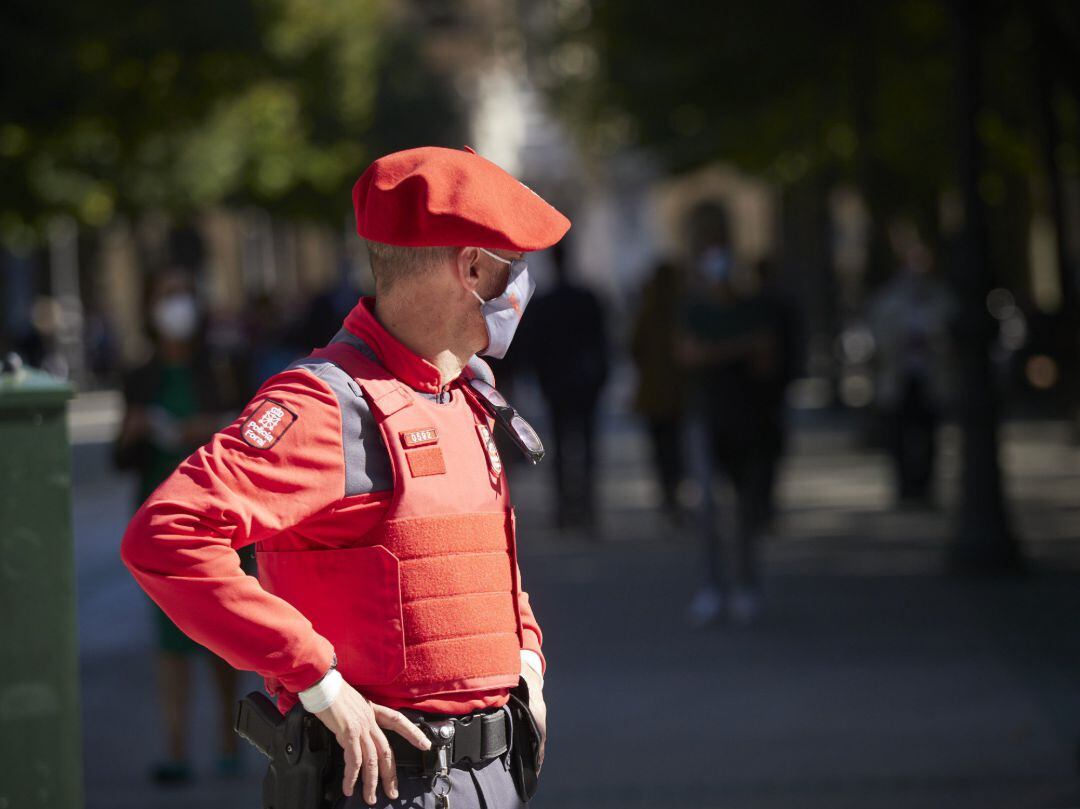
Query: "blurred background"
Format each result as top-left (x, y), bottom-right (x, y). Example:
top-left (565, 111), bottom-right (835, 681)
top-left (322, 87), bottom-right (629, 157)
top-left (3, 0), bottom-right (1080, 807)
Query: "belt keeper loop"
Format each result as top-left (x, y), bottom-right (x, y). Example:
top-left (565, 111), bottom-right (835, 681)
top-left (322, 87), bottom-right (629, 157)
top-left (501, 704), bottom-right (514, 757)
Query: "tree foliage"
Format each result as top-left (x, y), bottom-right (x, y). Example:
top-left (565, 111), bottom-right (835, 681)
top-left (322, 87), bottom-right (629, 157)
top-left (0, 0), bottom-right (465, 247)
top-left (534, 0), bottom-right (1080, 244)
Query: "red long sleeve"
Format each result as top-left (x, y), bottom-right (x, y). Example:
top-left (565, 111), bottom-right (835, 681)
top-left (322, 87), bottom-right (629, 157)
top-left (120, 369), bottom-right (376, 692)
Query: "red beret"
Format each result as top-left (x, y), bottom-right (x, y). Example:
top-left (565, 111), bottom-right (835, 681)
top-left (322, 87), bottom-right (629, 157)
top-left (352, 146), bottom-right (570, 251)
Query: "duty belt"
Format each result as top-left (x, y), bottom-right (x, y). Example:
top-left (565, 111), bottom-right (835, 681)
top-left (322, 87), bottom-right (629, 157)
top-left (390, 708), bottom-right (511, 775)
top-left (235, 690), bottom-right (532, 809)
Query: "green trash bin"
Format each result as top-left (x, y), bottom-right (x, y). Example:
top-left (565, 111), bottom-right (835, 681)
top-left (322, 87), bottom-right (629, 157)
top-left (0, 364), bottom-right (82, 809)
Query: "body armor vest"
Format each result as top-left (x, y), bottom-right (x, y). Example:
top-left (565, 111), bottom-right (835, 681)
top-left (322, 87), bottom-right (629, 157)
top-left (258, 342), bottom-right (523, 705)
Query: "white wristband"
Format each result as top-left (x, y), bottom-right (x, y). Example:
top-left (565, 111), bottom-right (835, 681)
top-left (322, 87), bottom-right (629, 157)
top-left (298, 667), bottom-right (343, 713)
top-left (520, 650), bottom-right (544, 688)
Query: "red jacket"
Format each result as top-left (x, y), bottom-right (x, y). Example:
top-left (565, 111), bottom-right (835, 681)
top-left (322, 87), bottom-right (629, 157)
top-left (121, 298), bottom-right (544, 715)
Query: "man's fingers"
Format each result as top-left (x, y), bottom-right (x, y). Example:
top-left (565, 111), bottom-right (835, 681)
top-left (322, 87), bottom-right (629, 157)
top-left (342, 737), bottom-right (362, 798)
top-left (373, 729), bottom-right (398, 800)
top-left (361, 737), bottom-right (380, 805)
top-left (375, 706), bottom-right (432, 751)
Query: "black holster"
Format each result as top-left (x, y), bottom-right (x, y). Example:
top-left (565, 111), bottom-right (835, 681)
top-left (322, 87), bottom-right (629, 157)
top-left (235, 692), bottom-right (344, 809)
top-left (506, 677), bottom-right (543, 803)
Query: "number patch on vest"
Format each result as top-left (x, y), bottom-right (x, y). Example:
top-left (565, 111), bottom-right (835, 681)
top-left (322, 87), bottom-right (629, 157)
top-left (240, 399), bottom-right (297, 450)
top-left (400, 427), bottom-right (439, 448)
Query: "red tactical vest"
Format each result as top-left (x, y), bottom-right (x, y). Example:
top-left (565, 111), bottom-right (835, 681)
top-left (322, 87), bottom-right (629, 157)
top-left (258, 342), bottom-right (524, 705)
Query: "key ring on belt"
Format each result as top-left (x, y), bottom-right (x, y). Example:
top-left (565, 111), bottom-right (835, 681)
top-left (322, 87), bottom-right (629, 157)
top-left (425, 719), bottom-right (455, 809)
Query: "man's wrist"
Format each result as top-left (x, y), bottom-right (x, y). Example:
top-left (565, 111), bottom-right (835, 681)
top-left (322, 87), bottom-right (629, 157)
top-left (298, 660), bottom-right (342, 713)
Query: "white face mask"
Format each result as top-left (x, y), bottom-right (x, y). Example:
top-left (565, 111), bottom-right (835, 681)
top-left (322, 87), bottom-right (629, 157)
top-left (472, 248), bottom-right (534, 359)
top-left (153, 294), bottom-right (199, 341)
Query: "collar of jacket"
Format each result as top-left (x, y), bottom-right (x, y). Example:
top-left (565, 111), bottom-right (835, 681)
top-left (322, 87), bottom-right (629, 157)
top-left (341, 296), bottom-right (449, 394)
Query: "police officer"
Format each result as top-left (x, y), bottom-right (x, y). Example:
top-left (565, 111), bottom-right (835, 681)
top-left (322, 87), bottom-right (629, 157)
top-left (121, 146), bottom-right (571, 807)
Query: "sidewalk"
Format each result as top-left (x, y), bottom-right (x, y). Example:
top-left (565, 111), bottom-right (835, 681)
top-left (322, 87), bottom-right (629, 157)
top-left (71, 393), bottom-right (1080, 809)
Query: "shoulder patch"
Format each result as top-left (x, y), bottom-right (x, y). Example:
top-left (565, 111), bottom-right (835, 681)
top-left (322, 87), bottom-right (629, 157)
top-left (241, 399), bottom-right (297, 450)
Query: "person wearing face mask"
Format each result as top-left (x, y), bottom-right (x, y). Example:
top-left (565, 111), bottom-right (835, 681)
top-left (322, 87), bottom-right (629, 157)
top-left (676, 202), bottom-right (784, 628)
top-left (120, 147), bottom-right (569, 809)
top-left (114, 269), bottom-right (250, 783)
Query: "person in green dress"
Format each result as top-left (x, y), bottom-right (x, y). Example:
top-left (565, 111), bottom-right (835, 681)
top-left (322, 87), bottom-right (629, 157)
top-left (114, 269), bottom-right (249, 784)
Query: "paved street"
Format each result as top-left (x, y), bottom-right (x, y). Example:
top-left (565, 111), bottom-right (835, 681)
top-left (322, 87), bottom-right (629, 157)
top-left (70, 388), bottom-right (1080, 809)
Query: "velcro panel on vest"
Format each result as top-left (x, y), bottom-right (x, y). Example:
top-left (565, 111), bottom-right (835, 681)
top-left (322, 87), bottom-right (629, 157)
top-left (405, 446), bottom-right (446, 477)
top-left (404, 593), bottom-right (518, 644)
top-left (371, 512), bottom-right (521, 690)
top-left (399, 633), bottom-right (521, 688)
top-left (399, 554), bottom-right (514, 601)
top-left (377, 512), bottom-right (509, 560)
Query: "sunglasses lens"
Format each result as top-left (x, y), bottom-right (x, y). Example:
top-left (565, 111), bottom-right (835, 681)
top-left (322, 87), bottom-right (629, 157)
top-left (511, 414), bottom-right (544, 454)
top-left (468, 377), bottom-right (544, 461)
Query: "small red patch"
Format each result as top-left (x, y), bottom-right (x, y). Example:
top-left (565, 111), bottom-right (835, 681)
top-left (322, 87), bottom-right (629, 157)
top-left (240, 399), bottom-right (297, 450)
top-left (406, 447), bottom-right (446, 477)
top-left (400, 427), bottom-right (439, 448)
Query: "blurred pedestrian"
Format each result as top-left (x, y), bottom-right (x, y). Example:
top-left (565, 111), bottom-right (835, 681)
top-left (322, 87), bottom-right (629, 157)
top-left (295, 258), bottom-right (364, 350)
top-left (84, 305), bottom-right (120, 387)
top-left (753, 257), bottom-right (801, 526)
top-left (868, 237), bottom-right (954, 507)
top-left (113, 269), bottom-right (248, 784)
top-left (677, 202), bottom-right (782, 625)
top-left (630, 260), bottom-right (687, 525)
top-left (523, 242), bottom-right (610, 532)
top-left (246, 291), bottom-right (302, 383)
top-left (18, 296), bottom-right (67, 376)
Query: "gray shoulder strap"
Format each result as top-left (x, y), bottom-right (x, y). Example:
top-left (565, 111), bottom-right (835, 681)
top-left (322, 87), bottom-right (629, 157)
top-left (287, 334), bottom-right (392, 496)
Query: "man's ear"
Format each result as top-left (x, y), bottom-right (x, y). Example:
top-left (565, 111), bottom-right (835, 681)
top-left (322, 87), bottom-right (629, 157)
top-left (454, 246), bottom-right (482, 293)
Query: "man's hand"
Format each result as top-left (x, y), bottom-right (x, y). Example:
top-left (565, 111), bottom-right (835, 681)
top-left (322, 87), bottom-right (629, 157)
top-left (520, 664), bottom-right (547, 771)
top-left (315, 681), bottom-right (431, 805)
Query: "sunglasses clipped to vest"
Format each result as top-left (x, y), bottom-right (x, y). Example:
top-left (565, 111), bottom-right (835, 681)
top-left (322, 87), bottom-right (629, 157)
top-left (464, 374), bottom-right (545, 465)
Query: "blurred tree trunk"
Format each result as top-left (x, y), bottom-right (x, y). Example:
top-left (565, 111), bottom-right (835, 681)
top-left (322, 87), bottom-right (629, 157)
top-left (947, 0), bottom-right (1022, 573)
top-left (781, 174), bottom-right (838, 399)
top-left (1033, 8), bottom-right (1080, 425)
top-left (851, 4), bottom-right (891, 295)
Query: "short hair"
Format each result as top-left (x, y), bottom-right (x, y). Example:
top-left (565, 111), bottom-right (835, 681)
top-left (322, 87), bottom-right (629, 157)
top-left (364, 240), bottom-right (457, 292)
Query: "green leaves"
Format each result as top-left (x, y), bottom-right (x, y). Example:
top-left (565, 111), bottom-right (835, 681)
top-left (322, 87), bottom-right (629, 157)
top-left (541, 0), bottom-right (1079, 230)
top-left (1, 0), bottom-right (462, 245)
